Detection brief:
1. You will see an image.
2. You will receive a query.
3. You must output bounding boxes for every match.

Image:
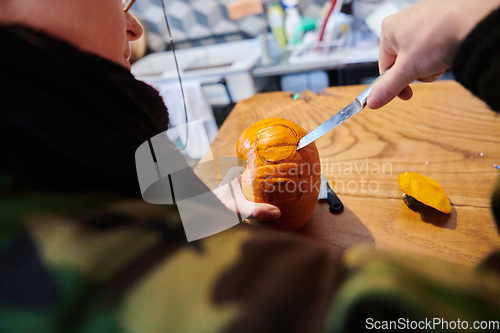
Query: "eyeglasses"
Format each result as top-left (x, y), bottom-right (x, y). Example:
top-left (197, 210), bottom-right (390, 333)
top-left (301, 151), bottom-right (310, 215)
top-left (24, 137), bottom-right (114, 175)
top-left (122, 0), bottom-right (136, 12)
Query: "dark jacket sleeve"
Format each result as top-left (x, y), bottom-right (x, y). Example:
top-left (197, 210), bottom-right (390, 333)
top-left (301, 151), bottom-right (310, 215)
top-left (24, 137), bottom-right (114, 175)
top-left (452, 6), bottom-right (500, 113)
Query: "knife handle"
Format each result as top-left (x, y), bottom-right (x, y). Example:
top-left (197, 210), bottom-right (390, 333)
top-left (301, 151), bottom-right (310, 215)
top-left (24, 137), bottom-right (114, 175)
top-left (326, 182), bottom-right (344, 214)
top-left (356, 70), bottom-right (388, 107)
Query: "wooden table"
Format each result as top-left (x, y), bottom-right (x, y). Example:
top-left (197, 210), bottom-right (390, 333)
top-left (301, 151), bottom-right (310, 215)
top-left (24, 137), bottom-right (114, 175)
top-left (194, 80), bottom-right (500, 267)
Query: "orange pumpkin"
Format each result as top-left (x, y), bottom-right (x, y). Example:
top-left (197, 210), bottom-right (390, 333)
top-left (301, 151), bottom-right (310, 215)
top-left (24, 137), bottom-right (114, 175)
top-left (236, 117), bottom-right (321, 230)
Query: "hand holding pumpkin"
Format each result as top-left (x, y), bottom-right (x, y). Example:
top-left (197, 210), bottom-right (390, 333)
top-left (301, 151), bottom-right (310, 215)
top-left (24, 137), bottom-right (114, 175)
top-left (213, 167), bottom-right (281, 221)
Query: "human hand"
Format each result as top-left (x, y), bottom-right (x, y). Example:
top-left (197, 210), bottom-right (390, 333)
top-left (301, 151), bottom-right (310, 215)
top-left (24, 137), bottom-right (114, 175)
top-left (213, 167), bottom-right (281, 222)
top-left (367, 0), bottom-right (500, 109)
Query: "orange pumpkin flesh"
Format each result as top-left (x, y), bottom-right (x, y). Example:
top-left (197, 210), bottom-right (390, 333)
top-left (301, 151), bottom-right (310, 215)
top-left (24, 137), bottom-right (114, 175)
top-left (236, 118), bottom-right (321, 230)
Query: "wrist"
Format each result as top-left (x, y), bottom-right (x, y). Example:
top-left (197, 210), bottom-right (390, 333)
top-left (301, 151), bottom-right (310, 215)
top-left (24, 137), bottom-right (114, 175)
top-left (452, 2), bottom-right (500, 111)
top-left (453, 0), bottom-right (500, 42)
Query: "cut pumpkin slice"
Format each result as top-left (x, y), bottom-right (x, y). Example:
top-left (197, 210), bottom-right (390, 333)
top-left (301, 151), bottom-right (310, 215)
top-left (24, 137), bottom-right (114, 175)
top-left (397, 172), bottom-right (451, 214)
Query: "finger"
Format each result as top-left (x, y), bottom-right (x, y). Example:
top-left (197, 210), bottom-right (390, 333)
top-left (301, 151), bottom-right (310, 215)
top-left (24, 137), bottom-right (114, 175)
top-left (378, 21), bottom-right (398, 74)
top-left (367, 59), bottom-right (415, 109)
top-left (397, 85), bottom-right (413, 101)
top-left (249, 203), bottom-right (281, 221)
top-left (230, 178), bottom-right (280, 221)
top-left (378, 42), bottom-right (397, 75)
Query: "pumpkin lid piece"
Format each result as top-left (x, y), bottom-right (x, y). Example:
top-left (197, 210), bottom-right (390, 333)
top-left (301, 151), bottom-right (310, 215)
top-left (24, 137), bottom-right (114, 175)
top-left (397, 172), bottom-right (451, 214)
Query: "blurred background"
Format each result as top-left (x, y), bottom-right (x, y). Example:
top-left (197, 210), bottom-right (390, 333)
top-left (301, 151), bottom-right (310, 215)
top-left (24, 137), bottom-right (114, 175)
top-left (129, 0), bottom-right (434, 159)
top-left (131, 0), bottom-right (332, 52)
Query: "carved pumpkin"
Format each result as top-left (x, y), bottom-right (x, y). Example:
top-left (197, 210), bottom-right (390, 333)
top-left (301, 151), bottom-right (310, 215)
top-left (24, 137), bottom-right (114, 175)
top-left (236, 118), bottom-right (321, 230)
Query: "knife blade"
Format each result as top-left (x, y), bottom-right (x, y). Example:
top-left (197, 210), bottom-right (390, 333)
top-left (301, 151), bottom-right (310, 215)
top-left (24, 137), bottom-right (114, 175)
top-left (297, 72), bottom-right (386, 150)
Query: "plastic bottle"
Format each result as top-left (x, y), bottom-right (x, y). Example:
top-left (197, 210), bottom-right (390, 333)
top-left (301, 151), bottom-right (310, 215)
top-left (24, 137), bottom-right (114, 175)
top-left (267, 4), bottom-right (287, 49)
top-left (282, 0), bottom-right (302, 46)
top-left (258, 31), bottom-right (272, 65)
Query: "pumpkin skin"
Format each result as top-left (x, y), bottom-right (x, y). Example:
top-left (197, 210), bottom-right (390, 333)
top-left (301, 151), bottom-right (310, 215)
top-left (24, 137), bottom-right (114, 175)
top-left (236, 117), bottom-right (321, 230)
top-left (397, 172), bottom-right (451, 213)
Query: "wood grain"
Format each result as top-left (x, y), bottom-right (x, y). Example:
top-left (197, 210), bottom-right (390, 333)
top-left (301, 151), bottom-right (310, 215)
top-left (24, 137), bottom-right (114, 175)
top-left (194, 80), bottom-right (500, 267)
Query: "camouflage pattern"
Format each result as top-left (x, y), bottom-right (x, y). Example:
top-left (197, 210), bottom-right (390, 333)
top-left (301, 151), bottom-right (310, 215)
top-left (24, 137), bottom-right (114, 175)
top-left (2, 173), bottom-right (500, 333)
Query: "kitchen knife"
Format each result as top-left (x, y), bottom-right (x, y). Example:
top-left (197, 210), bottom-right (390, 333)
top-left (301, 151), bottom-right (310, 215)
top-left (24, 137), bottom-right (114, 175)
top-left (297, 72), bottom-right (386, 150)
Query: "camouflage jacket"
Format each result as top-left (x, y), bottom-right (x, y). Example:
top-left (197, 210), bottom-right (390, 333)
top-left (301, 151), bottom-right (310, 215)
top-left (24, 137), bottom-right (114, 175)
top-left (2, 177), bottom-right (500, 333)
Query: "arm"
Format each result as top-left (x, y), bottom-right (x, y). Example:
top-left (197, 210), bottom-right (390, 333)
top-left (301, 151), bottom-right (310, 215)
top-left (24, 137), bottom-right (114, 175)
top-left (452, 5), bottom-right (500, 112)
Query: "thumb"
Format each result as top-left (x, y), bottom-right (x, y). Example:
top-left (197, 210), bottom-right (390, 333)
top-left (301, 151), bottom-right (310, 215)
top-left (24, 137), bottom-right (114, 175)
top-left (228, 178), bottom-right (281, 221)
top-left (367, 61), bottom-right (416, 109)
top-left (241, 201), bottom-right (282, 221)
